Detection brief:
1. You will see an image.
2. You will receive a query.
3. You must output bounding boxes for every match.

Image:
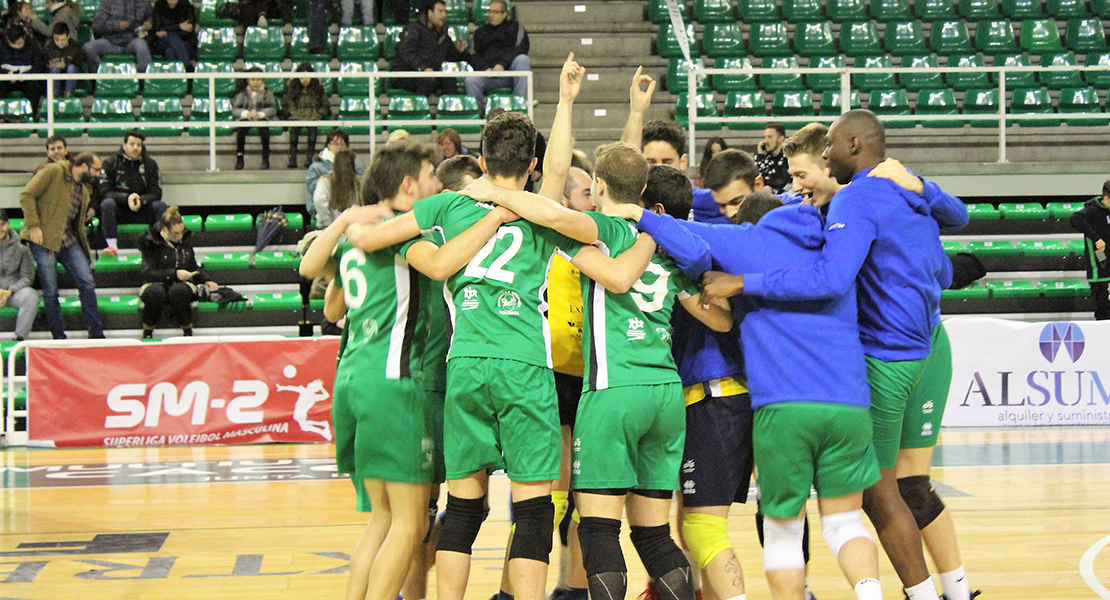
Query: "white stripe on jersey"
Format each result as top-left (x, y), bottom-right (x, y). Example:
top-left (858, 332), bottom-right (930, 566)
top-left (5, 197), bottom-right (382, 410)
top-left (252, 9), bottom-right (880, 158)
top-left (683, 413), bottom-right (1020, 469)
top-left (386, 255), bottom-right (411, 380)
top-left (592, 241), bottom-right (613, 390)
top-left (443, 280), bottom-right (457, 347)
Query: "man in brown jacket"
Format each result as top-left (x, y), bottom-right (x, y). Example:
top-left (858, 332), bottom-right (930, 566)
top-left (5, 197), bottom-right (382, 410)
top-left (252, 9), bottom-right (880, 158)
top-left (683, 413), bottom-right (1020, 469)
top-left (19, 152), bottom-right (106, 339)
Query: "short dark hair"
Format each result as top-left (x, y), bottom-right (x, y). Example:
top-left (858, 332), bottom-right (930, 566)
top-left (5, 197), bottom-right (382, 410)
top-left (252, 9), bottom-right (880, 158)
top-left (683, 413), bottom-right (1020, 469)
top-left (363, 143), bottom-right (437, 204)
top-left (481, 111), bottom-right (536, 179)
top-left (702, 149), bottom-right (761, 192)
top-left (0, 209), bottom-right (8, 222)
top-left (5, 26), bottom-right (26, 45)
top-left (594, 142), bottom-right (649, 205)
top-left (73, 151), bottom-right (98, 168)
top-left (732, 191), bottom-right (783, 225)
top-left (642, 119), bottom-right (687, 157)
top-left (327, 127), bottom-right (350, 147)
top-left (45, 134), bottom-right (67, 149)
top-left (51, 22), bottom-right (69, 37)
top-left (765, 123), bottom-right (786, 137)
top-left (422, 0), bottom-right (445, 13)
top-left (436, 155), bottom-right (482, 191)
top-left (643, 164), bottom-right (693, 220)
top-left (1103, 180), bottom-right (1110, 198)
top-left (123, 129), bottom-right (145, 144)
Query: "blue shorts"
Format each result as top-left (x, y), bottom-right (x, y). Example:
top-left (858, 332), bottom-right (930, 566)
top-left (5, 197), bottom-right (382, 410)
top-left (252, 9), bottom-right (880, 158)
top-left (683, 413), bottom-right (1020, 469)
top-left (680, 393), bottom-right (755, 507)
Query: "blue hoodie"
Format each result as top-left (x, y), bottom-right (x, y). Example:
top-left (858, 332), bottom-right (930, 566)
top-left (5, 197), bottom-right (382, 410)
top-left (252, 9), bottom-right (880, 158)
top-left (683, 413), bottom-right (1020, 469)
top-left (638, 205), bottom-right (870, 410)
top-left (691, 188), bottom-right (730, 224)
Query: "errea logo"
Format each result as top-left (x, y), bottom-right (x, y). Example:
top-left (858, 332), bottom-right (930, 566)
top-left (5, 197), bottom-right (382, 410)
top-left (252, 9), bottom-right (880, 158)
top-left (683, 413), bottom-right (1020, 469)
top-left (828, 222), bottom-right (846, 230)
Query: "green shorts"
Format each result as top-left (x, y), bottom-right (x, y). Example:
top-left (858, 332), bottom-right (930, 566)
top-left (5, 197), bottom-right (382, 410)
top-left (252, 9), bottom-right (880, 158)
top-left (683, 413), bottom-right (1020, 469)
top-left (332, 371), bottom-right (434, 499)
top-left (865, 354), bottom-right (927, 470)
top-left (444, 357), bottom-right (561, 482)
top-left (901, 324), bottom-right (951, 450)
top-left (572, 382), bottom-right (685, 492)
top-left (753, 402), bottom-right (881, 519)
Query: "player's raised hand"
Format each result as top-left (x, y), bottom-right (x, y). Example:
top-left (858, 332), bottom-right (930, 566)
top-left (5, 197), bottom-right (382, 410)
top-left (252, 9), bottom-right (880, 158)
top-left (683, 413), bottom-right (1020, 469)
top-left (629, 66), bottom-right (656, 114)
top-left (700, 271), bottom-right (745, 303)
top-left (560, 52), bottom-right (586, 103)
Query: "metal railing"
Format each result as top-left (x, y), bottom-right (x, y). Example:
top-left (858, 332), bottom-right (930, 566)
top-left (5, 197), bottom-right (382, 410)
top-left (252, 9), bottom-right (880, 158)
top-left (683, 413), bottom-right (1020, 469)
top-left (0, 69), bottom-right (533, 171)
top-left (686, 63), bottom-right (1110, 167)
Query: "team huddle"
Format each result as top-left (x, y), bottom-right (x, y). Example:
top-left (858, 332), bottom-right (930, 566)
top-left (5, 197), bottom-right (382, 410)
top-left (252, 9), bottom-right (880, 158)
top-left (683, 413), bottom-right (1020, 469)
top-left (300, 54), bottom-right (977, 600)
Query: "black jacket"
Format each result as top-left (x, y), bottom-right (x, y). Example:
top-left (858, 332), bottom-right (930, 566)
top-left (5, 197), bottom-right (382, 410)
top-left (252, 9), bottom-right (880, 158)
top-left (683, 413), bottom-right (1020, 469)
top-left (100, 147), bottom-right (163, 207)
top-left (1069, 196), bottom-right (1110, 281)
top-left (152, 0), bottom-right (198, 42)
top-left (468, 19), bottom-right (528, 71)
top-left (137, 225), bottom-right (210, 285)
top-left (393, 14), bottom-right (464, 73)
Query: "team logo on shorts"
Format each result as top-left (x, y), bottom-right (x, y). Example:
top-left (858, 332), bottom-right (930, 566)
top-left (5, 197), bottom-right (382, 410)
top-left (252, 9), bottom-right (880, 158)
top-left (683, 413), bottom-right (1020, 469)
top-left (461, 287), bottom-right (480, 311)
top-left (422, 437), bottom-right (435, 469)
top-left (683, 480), bottom-right (696, 495)
top-left (572, 460), bottom-right (580, 475)
top-left (497, 291), bottom-right (522, 316)
top-left (921, 422), bottom-right (933, 437)
top-left (922, 400), bottom-right (934, 415)
top-left (627, 318), bottom-right (646, 341)
top-left (682, 460), bottom-right (695, 474)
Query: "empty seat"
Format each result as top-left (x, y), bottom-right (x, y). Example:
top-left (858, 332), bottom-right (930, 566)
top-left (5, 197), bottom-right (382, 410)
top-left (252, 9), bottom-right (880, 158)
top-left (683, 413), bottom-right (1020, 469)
top-left (1020, 19), bottom-right (1063, 53)
top-left (193, 61), bottom-right (236, 97)
top-left (199, 0), bottom-right (235, 26)
top-left (737, 0), bottom-right (781, 22)
top-left (139, 98), bottom-right (185, 137)
top-left (657, 23), bottom-right (700, 59)
top-left (667, 58), bottom-right (711, 92)
top-left (42, 97), bottom-right (85, 137)
top-left (1017, 239), bottom-right (1068, 256)
top-left (197, 27), bottom-right (238, 61)
top-left (242, 61), bottom-right (286, 95)
top-left (999, 202), bottom-right (1050, 218)
top-left (95, 61), bottom-right (138, 98)
top-left (1086, 51), bottom-right (1110, 88)
top-left (338, 61), bottom-right (379, 97)
top-left (916, 87), bottom-right (964, 127)
top-left (807, 54), bottom-right (847, 91)
top-left (868, 88), bottom-right (914, 127)
top-left (750, 22), bottom-right (792, 57)
top-left (189, 98), bottom-right (234, 136)
top-left (1094, 0), bottom-right (1110, 16)
top-left (694, 0), bottom-right (735, 22)
top-left (968, 240), bottom-right (1020, 256)
top-left (0, 98), bottom-right (34, 138)
top-left (97, 296), bottom-right (140, 315)
top-left (713, 57), bottom-right (758, 92)
top-left (385, 94), bottom-right (432, 134)
top-left (942, 240), bottom-right (965, 255)
top-left (144, 61), bottom-right (188, 98)
top-left (854, 55), bottom-right (897, 91)
top-left (828, 0), bottom-right (869, 21)
top-left (946, 53), bottom-right (990, 90)
top-left (1003, 0), bottom-right (1045, 17)
top-left (1047, 0), bottom-right (1089, 17)
top-left (88, 98), bottom-right (134, 138)
top-left (94, 254), bottom-right (142, 273)
top-left (794, 21), bottom-right (837, 56)
top-left (383, 25), bottom-right (405, 60)
top-left (437, 95), bottom-right (482, 133)
top-left (760, 56), bottom-right (806, 91)
top-left (916, 0), bottom-right (958, 20)
top-left (783, 0), bottom-right (826, 22)
top-left (1039, 279), bottom-right (1090, 297)
top-left (1047, 201), bottom-right (1084, 217)
top-left (252, 292), bottom-right (303, 311)
top-left (485, 94), bottom-right (529, 115)
top-left (1040, 52), bottom-right (1083, 89)
top-left (959, 0), bottom-right (1002, 19)
top-left (675, 92), bottom-right (720, 130)
top-left (886, 20), bottom-right (928, 55)
top-left (243, 26), bottom-right (286, 61)
top-left (704, 23), bottom-right (746, 57)
top-left (943, 281), bottom-right (990, 299)
top-left (1011, 87), bottom-right (1060, 126)
top-left (723, 90), bottom-right (768, 129)
top-left (993, 52), bottom-right (1037, 87)
top-left (986, 280), bottom-right (1040, 297)
top-left (649, 0), bottom-right (690, 24)
top-left (819, 89), bottom-right (863, 114)
top-left (976, 19), bottom-right (1019, 54)
top-left (206, 215), bottom-right (254, 232)
top-left (900, 53), bottom-right (944, 90)
top-left (841, 21), bottom-right (883, 56)
top-left (965, 203), bottom-right (1002, 218)
top-left (253, 251), bottom-right (301, 270)
top-left (872, 0), bottom-right (914, 20)
top-left (772, 90), bottom-right (816, 115)
top-left (1058, 86), bottom-right (1109, 125)
top-left (444, 0), bottom-right (469, 24)
top-left (337, 26), bottom-right (379, 60)
top-left (962, 88), bottom-right (1001, 126)
top-left (930, 20), bottom-right (973, 55)
top-left (1064, 18), bottom-right (1108, 53)
top-left (339, 97), bottom-right (374, 135)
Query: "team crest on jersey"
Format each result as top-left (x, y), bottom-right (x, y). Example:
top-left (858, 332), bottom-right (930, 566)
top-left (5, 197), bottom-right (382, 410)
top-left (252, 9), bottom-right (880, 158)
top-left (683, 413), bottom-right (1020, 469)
top-left (656, 327), bottom-right (671, 343)
top-left (461, 286), bottom-right (480, 311)
top-left (361, 318), bottom-right (380, 341)
top-left (497, 291), bottom-right (522, 315)
top-left (627, 317), bottom-right (646, 341)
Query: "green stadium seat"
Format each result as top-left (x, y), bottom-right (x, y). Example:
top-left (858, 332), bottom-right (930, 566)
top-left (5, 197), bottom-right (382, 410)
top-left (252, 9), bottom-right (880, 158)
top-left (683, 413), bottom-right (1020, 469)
top-left (437, 95), bottom-right (482, 133)
top-left (772, 90), bottom-right (816, 116)
top-left (252, 292), bottom-right (303, 311)
top-left (854, 55), bottom-right (897, 91)
top-left (794, 21), bottom-right (837, 56)
top-left (472, 0), bottom-right (513, 26)
top-left (694, 0), bottom-right (735, 22)
top-left (737, 0), bottom-right (781, 22)
top-left (205, 214), bottom-right (254, 232)
top-left (828, 0), bottom-right (870, 21)
top-left (1003, 0), bottom-right (1045, 17)
top-left (649, 0), bottom-right (690, 23)
top-left (291, 26), bottom-right (332, 60)
top-left (1012, 87), bottom-right (1060, 126)
top-left (942, 239), bottom-right (965, 254)
top-left (959, 0), bottom-right (1002, 19)
top-left (284, 213), bottom-right (305, 230)
top-left (783, 0), bottom-right (825, 22)
top-left (886, 20), bottom-right (928, 55)
top-left (253, 251), bottom-right (301, 269)
top-left (339, 97), bottom-right (374, 135)
top-left (965, 92), bottom-right (999, 127)
top-left (139, 98), bottom-right (185, 137)
top-left (1047, 201), bottom-right (1084, 217)
top-left (868, 88), bottom-right (914, 127)
top-left (917, 87), bottom-right (964, 126)
top-left (40, 97), bottom-right (84, 137)
top-left (94, 61), bottom-right (138, 98)
top-left (1000, 202), bottom-right (1050, 218)
top-left (943, 281), bottom-right (990, 299)
top-left (1086, 52), bottom-right (1110, 88)
top-left (183, 215), bottom-right (202, 232)
top-left (946, 53), bottom-right (990, 90)
top-left (199, 0), bottom-right (236, 26)
top-left (1066, 237), bottom-right (1087, 254)
top-left (88, 98), bottom-right (134, 138)
top-left (1020, 19), bottom-right (1063, 53)
top-left (58, 296), bottom-right (82, 316)
top-left (1040, 52), bottom-right (1083, 90)
top-left (242, 61), bottom-right (286, 96)
top-left (761, 56), bottom-right (806, 91)
top-left (188, 97), bottom-right (234, 137)
top-left (117, 221), bottom-right (149, 235)
top-left (723, 90), bottom-right (768, 129)
top-left (383, 25), bottom-right (405, 60)
top-left (8, 218), bottom-right (22, 231)
top-left (819, 89), bottom-right (863, 114)
top-left (1018, 239), bottom-right (1068, 256)
top-left (976, 19), bottom-right (1019, 54)
top-left (1039, 279), bottom-right (1090, 297)
top-left (338, 61), bottom-right (379, 97)
top-left (993, 52), bottom-right (1036, 88)
top-left (485, 94), bottom-right (528, 115)
top-left (243, 26), bottom-right (286, 61)
top-left (713, 57), bottom-right (758, 92)
top-left (1059, 86), bottom-right (1109, 125)
top-left (968, 240), bottom-right (1019, 255)
top-left (384, 94), bottom-right (433, 134)
top-left (1095, 0), bottom-right (1110, 15)
top-left (1064, 18), bottom-right (1108, 53)
top-left (986, 279), bottom-right (1040, 297)
top-left (657, 23), bottom-right (700, 59)
top-left (0, 98), bottom-right (34, 139)
top-left (917, 0), bottom-right (958, 20)
top-left (197, 27), bottom-right (238, 61)
top-left (675, 92), bottom-right (720, 130)
top-left (95, 254), bottom-right (142, 273)
top-left (750, 22), bottom-right (792, 57)
top-left (98, 295), bottom-right (140, 315)
top-left (872, 0), bottom-right (914, 20)
top-left (704, 23), bottom-right (746, 58)
top-left (965, 203), bottom-right (1002, 218)
top-left (194, 61), bottom-right (236, 97)
top-left (144, 61), bottom-right (187, 98)
top-left (807, 55), bottom-right (847, 91)
top-left (337, 26), bottom-right (379, 60)
top-left (930, 20), bottom-right (973, 55)
top-left (1048, 0), bottom-right (1089, 17)
top-left (900, 54), bottom-right (944, 90)
top-left (444, 0), bottom-right (469, 24)
top-left (80, 0), bottom-right (98, 22)
top-left (667, 58), bottom-right (711, 92)
top-left (841, 21), bottom-right (883, 56)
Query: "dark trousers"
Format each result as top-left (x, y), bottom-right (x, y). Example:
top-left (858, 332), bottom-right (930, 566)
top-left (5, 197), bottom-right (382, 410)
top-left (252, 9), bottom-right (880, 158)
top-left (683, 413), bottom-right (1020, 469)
top-left (392, 75), bottom-right (458, 97)
top-left (236, 125), bottom-right (271, 157)
top-left (288, 126), bottom-right (318, 161)
top-left (308, 0), bottom-right (328, 51)
top-left (0, 81), bottom-right (44, 116)
top-left (141, 282), bottom-right (195, 327)
top-left (154, 32), bottom-right (197, 64)
top-left (100, 197), bottom-right (169, 239)
top-left (1093, 281), bottom-right (1110, 320)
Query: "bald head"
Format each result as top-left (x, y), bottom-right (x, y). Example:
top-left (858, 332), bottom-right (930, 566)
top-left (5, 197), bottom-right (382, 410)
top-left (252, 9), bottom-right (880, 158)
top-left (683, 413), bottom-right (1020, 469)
top-left (823, 109), bottom-right (887, 185)
top-left (563, 167), bottom-right (595, 211)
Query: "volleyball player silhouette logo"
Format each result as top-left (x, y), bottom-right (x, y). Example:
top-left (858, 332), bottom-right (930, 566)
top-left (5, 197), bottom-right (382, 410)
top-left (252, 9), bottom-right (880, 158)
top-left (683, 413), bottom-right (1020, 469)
top-left (277, 365), bottom-right (332, 440)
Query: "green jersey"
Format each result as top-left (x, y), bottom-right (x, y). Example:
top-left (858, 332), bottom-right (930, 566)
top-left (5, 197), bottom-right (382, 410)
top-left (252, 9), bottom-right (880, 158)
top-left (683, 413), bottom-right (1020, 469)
top-left (412, 228), bottom-right (451, 393)
top-left (412, 191), bottom-right (581, 368)
top-left (576, 213), bottom-right (699, 392)
top-left (333, 236), bottom-right (424, 380)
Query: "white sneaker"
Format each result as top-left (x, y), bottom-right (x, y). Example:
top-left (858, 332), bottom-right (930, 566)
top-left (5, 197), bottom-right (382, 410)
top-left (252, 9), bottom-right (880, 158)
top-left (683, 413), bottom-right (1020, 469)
top-left (258, 14), bottom-right (267, 26)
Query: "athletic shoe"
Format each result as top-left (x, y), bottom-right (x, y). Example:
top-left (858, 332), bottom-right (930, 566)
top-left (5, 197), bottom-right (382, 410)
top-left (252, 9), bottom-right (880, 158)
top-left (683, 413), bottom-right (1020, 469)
top-left (805, 589), bottom-right (817, 600)
top-left (102, 247), bottom-right (118, 257)
top-left (547, 587), bottom-right (567, 600)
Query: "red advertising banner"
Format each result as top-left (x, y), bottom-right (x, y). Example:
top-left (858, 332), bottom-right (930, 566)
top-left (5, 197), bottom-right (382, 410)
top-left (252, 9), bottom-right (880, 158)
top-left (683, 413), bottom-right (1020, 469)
top-left (27, 338), bottom-right (340, 448)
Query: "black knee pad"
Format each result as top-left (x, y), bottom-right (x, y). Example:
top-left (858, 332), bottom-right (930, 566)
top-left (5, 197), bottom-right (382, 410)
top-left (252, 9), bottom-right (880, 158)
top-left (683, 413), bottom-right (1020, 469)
top-left (436, 494), bottom-right (487, 555)
top-left (508, 496), bottom-right (555, 562)
top-left (577, 517), bottom-right (627, 575)
top-left (898, 475), bottom-right (945, 530)
top-left (629, 525), bottom-right (688, 580)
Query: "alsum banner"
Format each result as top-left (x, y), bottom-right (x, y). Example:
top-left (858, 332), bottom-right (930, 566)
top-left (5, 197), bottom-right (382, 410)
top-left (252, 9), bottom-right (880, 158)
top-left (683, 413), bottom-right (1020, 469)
top-left (27, 339), bottom-right (340, 447)
top-left (944, 317), bottom-right (1110, 427)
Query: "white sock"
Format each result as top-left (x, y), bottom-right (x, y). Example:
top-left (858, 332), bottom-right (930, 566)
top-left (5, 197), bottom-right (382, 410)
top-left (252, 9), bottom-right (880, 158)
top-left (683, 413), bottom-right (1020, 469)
top-left (905, 577), bottom-right (941, 600)
top-left (939, 566), bottom-right (970, 600)
top-left (854, 578), bottom-right (882, 600)
top-left (107, 238), bottom-right (118, 250)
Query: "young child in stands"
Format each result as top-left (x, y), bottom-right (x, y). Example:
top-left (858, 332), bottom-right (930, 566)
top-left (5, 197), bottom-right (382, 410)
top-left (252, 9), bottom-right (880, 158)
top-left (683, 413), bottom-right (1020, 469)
top-left (232, 67), bottom-right (277, 170)
top-left (284, 62), bottom-right (329, 169)
top-left (44, 22), bottom-right (82, 97)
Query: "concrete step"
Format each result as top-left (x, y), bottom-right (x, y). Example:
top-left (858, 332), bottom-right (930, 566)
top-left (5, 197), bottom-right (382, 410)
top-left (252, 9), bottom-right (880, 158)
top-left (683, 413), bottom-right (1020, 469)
top-left (516, 1), bottom-right (649, 28)
top-left (528, 32), bottom-right (654, 63)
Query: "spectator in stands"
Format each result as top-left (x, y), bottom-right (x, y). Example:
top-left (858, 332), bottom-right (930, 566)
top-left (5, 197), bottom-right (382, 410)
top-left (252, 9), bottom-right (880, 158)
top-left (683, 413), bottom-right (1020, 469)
top-left (0, 210), bottom-right (40, 341)
top-left (306, 127), bottom-right (365, 217)
top-left (435, 154), bottom-right (481, 191)
top-left (313, 149), bottom-right (361, 228)
top-left (307, 0), bottom-right (328, 54)
top-left (1069, 180), bottom-right (1110, 320)
top-left (465, 0), bottom-right (529, 113)
top-left (694, 136), bottom-right (728, 188)
top-left (437, 128), bottom-right (473, 161)
top-left (755, 122), bottom-right (791, 194)
top-left (84, 0), bottom-right (153, 73)
top-left (99, 129), bottom-right (168, 256)
top-left (232, 68), bottom-right (277, 170)
top-left (237, 0), bottom-right (281, 27)
top-left (3, 2), bottom-right (48, 46)
top-left (35, 135), bottom-right (74, 174)
top-left (44, 0), bottom-right (81, 39)
top-left (0, 26), bottom-right (46, 112)
top-left (386, 128), bottom-right (411, 145)
top-left (284, 63), bottom-right (329, 169)
top-left (137, 205), bottom-right (217, 338)
top-left (392, 0), bottom-right (468, 97)
top-left (375, 0), bottom-right (411, 25)
top-left (341, 0), bottom-right (373, 26)
top-left (19, 152), bottom-right (105, 339)
top-left (151, 0), bottom-right (197, 68)
top-left (45, 22), bottom-right (82, 98)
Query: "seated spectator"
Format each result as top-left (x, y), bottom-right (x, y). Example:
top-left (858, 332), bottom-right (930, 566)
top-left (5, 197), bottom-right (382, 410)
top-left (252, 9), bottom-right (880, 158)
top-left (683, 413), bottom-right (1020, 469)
top-left (755, 122), bottom-right (790, 194)
top-left (284, 62), bottom-right (329, 169)
top-left (465, 0), bottom-right (529, 113)
top-left (232, 68), bottom-right (277, 170)
top-left (44, 0), bottom-right (81, 39)
top-left (386, 128), bottom-right (411, 145)
top-left (0, 26), bottom-right (45, 111)
top-left (341, 0), bottom-right (373, 26)
top-left (138, 205), bottom-right (216, 338)
top-left (435, 154), bottom-right (481, 191)
top-left (151, 0), bottom-right (197, 67)
top-left (0, 210), bottom-right (40, 341)
top-left (238, 0), bottom-right (282, 27)
top-left (313, 149), bottom-right (361, 228)
top-left (84, 0), bottom-right (152, 74)
top-left (306, 127), bottom-right (365, 217)
top-left (4, 2), bottom-right (48, 46)
top-left (99, 129), bottom-right (168, 255)
top-left (695, 136), bottom-right (728, 189)
top-left (45, 22), bottom-right (83, 98)
top-left (437, 128), bottom-right (473, 161)
top-left (391, 0), bottom-right (467, 97)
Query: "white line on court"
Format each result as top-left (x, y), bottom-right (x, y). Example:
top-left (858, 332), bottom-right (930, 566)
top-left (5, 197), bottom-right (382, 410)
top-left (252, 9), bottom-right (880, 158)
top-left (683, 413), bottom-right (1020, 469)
top-left (1081, 534), bottom-right (1110, 599)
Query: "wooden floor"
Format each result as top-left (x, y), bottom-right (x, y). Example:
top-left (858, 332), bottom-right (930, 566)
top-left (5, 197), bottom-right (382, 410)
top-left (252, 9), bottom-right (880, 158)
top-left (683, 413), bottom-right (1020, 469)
top-left (2, 427), bottom-right (1109, 599)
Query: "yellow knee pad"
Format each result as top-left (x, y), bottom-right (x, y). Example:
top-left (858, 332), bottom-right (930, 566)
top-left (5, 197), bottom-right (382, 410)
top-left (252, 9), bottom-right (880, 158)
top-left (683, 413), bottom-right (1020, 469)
top-left (552, 490), bottom-right (569, 528)
top-left (681, 513), bottom-right (733, 569)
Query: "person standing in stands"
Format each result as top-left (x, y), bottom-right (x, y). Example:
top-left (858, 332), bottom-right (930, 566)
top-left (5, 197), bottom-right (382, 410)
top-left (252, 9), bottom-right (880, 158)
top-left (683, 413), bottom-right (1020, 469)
top-left (755, 123), bottom-right (790, 194)
top-left (84, 0), bottom-right (153, 73)
top-left (1070, 180), bottom-right (1110, 320)
top-left (392, 0), bottom-right (467, 97)
top-left (151, 0), bottom-right (198, 68)
top-left (137, 205), bottom-right (218, 338)
top-left (464, 0), bottom-right (529, 114)
top-left (0, 210), bottom-right (40, 341)
top-left (99, 129), bottom-right (168, 256)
